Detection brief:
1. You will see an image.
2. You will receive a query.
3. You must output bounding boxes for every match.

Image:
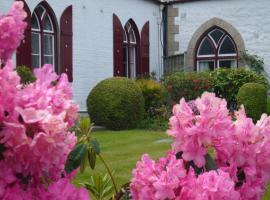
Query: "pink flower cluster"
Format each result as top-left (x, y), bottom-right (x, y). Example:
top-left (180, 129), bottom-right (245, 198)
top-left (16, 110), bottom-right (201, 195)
top-left (131, 92), bottom-right (270, 200)
top-left (0, 62), bottom-right (90, 199)
top-left (0, 2), bottom-right (27, 62)
top-left (0, 2), bottom-right (90, 199)
top-left (131, 152), bottom-right (186, 200)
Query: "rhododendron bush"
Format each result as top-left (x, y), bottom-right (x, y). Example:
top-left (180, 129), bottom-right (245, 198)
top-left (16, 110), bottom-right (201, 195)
top-left (0, 2), bottom-right (90, 199)
top-left (131, 92), bottom-right (270, 200)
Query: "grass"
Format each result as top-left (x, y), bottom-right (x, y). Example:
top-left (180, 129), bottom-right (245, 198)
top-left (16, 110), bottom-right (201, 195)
top-left (74, 129), bottom-right (171, 187)
top-left (73, 129), bottom-right (270, 199)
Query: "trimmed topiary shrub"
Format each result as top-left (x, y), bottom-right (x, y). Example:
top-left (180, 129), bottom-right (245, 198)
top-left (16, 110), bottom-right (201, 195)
top-left (164, 72), bottom-right (213, 104)
top-left (237, 83), bottom-right (267, 122)
top-left (211, 68), bottom-right (269, 110)
top-left (87, 77), bottom-right (144, 130)
top-left (16, 65), bottom-right (36, 85)
top-left (136, 79), bottom-right (167, 116)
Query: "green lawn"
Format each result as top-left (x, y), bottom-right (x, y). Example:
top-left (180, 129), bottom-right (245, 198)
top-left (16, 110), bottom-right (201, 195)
top-left (74, 130), bottom-right (171, 187)
top-left (73, 129), bottom-right (270, 199)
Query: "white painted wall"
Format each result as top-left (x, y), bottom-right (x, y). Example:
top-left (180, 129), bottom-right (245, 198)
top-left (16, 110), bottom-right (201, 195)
top-left (0, 0), bottom-right (162, 111)
top-left (173, 0), bottom-right (270, 74)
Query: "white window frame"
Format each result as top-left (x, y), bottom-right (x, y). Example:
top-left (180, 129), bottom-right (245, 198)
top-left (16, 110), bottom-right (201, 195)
top-left (218, 36), bottom-right (237, 57)
top-left (197, 60), bottom-right (215, 72)
top-left (31, 32), bottom-right (41, 67)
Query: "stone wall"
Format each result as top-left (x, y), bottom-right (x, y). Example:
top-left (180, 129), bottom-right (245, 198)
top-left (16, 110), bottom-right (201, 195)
top-left (173, 0), bottom-right (270, 73)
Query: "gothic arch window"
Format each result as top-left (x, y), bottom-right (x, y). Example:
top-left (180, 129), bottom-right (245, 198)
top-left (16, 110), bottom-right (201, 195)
top-left (123, 21), bottom-right (138, 78)
top-left (113, 14), bottom-right (149, 77)
top-left (31, 3), bottom-right (57, 69)
top-left (196, 27), bottom-right (238, 72)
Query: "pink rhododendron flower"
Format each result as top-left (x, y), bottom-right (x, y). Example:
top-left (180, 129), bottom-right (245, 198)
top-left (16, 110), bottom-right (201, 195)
top-left (131, 152), bottom-right (186, 200)
top-left (132, 92), bottom-right (270, 199)
top-left (0, 2), bottom-right (27, 62)
top-left (182, 170), bottom-right (240, 200)
top-left (0, 60), bottom-right (20, 121)
top-left (0, 3), bottom-right (89, 199)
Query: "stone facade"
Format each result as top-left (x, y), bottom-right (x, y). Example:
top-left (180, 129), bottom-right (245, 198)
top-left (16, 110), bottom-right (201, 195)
top-left (173, 0), bottom-right (270, 73)
top-left (166, 5), bottom-right (179, 56)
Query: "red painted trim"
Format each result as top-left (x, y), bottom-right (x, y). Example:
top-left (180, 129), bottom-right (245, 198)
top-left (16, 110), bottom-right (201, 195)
top-left (60, 5), bottom-right (73, 82)
top-left (141, 21), bottom-right (150, 76)
top-left (16, 0), bottom-right (32, 68)
top-left (194, 26), bottom-right (238, 71)
top-left (113, 14), bottom-right (124, 77)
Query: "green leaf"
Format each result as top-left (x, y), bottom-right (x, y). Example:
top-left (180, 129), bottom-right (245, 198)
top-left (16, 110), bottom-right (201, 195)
top-left (88, 148), bottom-right (96, 170)
top-left (205, 154), bottom-right (218, 171)
top-left (84, 174), bottom-right (114, 200)
top-left (80, 148), bottom-right (88, 173)
top-left (79, 117), bottom-right (91, 134)
top-left (65, 143), bottom-right (87, 174)
top-left (91, 139), bottom-right (101, 155)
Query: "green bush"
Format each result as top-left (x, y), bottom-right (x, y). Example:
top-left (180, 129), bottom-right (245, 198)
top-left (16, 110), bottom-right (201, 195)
top-left (16, 65), bottom-right (36, 85)
top-left (267, 99), bottom-right (270, 115)
top-left (164, 72), bottom-right (213, 103)
top-left (137, 105), bottom-right (170, 131)
top-left (136, 79), bottom-right (167, 116)
top-left (137, 117), bottom-right (168, 131)
top-left (211, 68), bottom-right (269, 110)
top-left (237, 83), bottom-right (267, 121)
top-left (87, 77), bottom-right (144, 130)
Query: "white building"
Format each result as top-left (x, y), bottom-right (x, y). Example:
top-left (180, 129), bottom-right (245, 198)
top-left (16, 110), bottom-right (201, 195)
top-left (165, 0), bottom-right (270, 74)
top-left (0, 0), bottom-right (270, 111)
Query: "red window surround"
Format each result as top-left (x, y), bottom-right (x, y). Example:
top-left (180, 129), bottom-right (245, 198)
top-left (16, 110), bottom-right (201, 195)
top-left (60, 5), bottom-right (73, 82)
top-left (16, 0), bottom-right (31, 68)
top-left (113, 14), bottom-right (150, 78)
top-left (16, 1), bottom-right (73, 82)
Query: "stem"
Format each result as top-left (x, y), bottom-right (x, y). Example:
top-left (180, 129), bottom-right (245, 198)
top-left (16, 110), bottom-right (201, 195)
top-left (98, 154), bottom-right (118, 194)
top-left (0, 59), bottom-right (5, 69)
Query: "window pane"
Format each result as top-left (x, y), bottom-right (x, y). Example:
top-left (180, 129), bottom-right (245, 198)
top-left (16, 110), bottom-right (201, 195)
top-left (31, 14), bottom-right (39, 29)
top-left (129, 29), bottom-right (136, 44)
top-left (36, 6), bottom-right (45, 17)
top-left (125, 22), bottom-right (131, 32)
top-left (123, 30), bottom-right (127, 43)
top-left (219, 36), bottom-right (236, 54)
top-left (43, 35), bottom-right (53, 55)
top-left (44, 55), bottom-right (53, 65)
top-left (123, 45), bottom-right (128, 76)
top-left (32, 55), bottom-right (40, 68)
top-left (198, 60), bottom-right (215, 71)
top-left (44, 15), bottom-right (53, 31)
top-left (209, 29), bottom-right (224, 45)
top-left (219, 60), bottom-right (237, 68)
top-left (31, 33), bottom-right (40, 54)
top-left (198, 37), bottom-right (215, 55)
top-left (129, 46), bottom-right (136, 78)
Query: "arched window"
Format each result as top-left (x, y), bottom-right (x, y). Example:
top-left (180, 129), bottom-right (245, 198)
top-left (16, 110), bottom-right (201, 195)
top-left (113, 14), bottom-right (149, 78)
top-left (31, 4), bottom-right (57, 69)
top-left (196, 28), bottom-right (238, 72)
top-left (123, 21), bottom-right (137, 78)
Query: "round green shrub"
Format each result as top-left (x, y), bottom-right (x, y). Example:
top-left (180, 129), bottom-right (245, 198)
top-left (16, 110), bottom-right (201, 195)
top-left (237, 83), bottom-right (267, 122)
top-left (136, 79), bottom-right (167, 116)
top-left (87, 77), bottom-right (145, 130)
top-left (211, 68), bottom-right (269, 110)
top-left (16, 65), bottom-right (36, 85)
